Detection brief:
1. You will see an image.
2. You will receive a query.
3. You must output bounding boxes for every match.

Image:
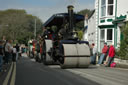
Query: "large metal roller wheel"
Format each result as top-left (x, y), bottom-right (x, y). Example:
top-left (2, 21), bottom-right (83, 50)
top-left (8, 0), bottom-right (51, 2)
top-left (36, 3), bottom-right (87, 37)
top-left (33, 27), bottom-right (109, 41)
top-left (76, 44), bottom-right (90, 67)
top-left (60, 44), bottom-right (90, 68)
top-left (42, 39), bottom-right (53, 65)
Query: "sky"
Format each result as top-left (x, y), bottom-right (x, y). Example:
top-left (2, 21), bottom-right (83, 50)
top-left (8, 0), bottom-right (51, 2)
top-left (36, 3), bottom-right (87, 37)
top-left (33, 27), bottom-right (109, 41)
top-left (0, 0), bottom-right (95, 22)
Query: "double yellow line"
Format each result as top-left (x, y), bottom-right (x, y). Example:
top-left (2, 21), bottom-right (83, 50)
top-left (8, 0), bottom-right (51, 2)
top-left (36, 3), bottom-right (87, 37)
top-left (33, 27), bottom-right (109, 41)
top-left (2, 62), bottom-right (16, 85)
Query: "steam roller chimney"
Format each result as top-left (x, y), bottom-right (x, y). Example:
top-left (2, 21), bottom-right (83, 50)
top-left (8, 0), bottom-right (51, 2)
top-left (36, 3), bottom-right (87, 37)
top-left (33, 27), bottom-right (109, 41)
top-left (67, 5), bottom-right (74, 32)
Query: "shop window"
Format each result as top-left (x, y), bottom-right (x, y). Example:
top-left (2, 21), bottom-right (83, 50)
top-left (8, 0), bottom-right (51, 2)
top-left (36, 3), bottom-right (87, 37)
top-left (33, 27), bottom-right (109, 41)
top-left (107, 29), bottom-right (112, 40)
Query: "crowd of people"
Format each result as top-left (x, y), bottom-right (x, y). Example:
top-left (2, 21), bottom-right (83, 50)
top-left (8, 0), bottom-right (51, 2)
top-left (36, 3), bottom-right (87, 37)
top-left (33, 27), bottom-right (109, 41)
top-left (0, 39), bottom-right (20, 73)
top-left (90, 42), bottom-right (115, 67)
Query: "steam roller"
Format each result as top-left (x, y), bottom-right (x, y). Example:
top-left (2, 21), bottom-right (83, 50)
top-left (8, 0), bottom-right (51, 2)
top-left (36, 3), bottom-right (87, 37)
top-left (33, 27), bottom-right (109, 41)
top-left (42, 5), bottom-right (91, 68)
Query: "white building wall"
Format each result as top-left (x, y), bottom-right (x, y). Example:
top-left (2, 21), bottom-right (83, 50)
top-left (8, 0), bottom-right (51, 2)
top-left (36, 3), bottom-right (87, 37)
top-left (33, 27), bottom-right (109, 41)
top-left (83, 30), bottom-right (88, 41)
top-left (88, 12), bottom-right (96, 45)
top-left (95, 0), bottom-right (99, 50)
top-left (83, 20), bottom-right (88, 41)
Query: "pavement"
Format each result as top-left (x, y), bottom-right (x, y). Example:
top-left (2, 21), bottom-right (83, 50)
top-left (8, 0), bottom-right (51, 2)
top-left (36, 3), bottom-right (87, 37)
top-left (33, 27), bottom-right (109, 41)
top-left (114, 58), bottom-right (128, 68)
top-left (0, 62), bottom-right (12, 84)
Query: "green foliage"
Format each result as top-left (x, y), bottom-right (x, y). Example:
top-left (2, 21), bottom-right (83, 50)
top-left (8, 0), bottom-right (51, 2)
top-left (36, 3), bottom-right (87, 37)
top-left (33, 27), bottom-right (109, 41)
top-left (118, 22), bottom-right (128, 60)
top-left (0, 9), bottom-right (43, 44)
top-left (77, 30), bottom-right (83, 40)
top-left (76, 9), bottom-right (92, 30)
top-left (77, 9), bottom-right (92, 16)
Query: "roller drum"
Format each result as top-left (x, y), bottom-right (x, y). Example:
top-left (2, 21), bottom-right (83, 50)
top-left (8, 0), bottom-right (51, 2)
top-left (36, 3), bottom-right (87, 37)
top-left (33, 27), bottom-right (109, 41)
top-left (60, 44), bottom-right (90, 68)
top-left (42, 39), bottom-right (54, 65)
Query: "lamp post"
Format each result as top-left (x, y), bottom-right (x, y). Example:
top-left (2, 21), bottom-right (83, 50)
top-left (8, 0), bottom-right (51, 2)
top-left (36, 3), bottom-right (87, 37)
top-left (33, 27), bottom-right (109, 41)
top-left (34, 18), bottom-right (36, 39)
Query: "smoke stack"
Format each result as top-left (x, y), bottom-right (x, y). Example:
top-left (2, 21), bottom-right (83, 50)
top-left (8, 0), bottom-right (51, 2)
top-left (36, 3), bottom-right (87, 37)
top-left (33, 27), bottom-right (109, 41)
top-left (67, 5), bottom-right (74, 32)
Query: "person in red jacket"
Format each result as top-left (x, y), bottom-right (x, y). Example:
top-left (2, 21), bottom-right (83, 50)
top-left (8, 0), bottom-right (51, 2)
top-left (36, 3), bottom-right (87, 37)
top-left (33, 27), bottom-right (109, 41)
top-left (106, 44), bottom-right (115, 67)
top-left (97, 42), bottom-right (108, 66)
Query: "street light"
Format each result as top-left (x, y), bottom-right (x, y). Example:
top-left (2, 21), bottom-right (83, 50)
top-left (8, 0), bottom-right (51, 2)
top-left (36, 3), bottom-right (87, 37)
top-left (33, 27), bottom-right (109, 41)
top-left (34, 18), bottom-right (36, 39)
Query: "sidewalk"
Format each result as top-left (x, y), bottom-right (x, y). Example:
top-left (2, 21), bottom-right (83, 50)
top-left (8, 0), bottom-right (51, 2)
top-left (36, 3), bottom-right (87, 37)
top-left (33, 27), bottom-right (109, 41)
top-left (0, 63), bottom-right (12, 84)
top-left (114, 58), bottom-right (128, 69)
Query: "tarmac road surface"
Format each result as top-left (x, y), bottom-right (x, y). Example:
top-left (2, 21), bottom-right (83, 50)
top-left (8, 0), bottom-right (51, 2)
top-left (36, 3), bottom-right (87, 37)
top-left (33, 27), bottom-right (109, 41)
top-left (15, 55), bottom-right (100, 85)
top-left (2, 53), bottom-right (128, 85)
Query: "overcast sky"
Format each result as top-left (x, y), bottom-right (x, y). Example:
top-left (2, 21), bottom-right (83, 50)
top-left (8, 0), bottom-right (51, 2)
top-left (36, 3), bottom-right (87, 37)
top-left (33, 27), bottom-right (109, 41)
top-left (0, 0), bottom-right (95, 22)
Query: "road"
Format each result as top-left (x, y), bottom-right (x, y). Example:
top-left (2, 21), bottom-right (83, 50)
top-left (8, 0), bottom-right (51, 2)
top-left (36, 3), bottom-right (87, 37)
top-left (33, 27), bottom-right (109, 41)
top-left (2, 54), bottom-right (128, 85)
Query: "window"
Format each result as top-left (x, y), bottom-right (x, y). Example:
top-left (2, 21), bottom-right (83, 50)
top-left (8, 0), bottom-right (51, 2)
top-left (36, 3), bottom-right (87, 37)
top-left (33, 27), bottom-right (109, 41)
top-left (100, 30), bottom-right (105, 40)
top-left (101, 0), bottom-right (106, 5)
top-left (108, 5), bottom-right (113, 15)
top-left (101, 6), bottom-right (106, 16)
top-left (108, 0), bottom-right (113, 4)
top-left (101, 0), bottom-right (114, 17)
top-left (107, 29), bottom-right (113, 40)
top-left (107, 0), bottom-right (114, 15)
top-left (101, 0), bottom-right (106, 17)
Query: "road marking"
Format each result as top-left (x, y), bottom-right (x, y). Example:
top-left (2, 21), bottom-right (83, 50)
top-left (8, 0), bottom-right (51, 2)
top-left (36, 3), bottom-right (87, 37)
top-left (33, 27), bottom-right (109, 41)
top-left (3, 62), bottom-right (13, 85)
top-left (10, 62), bottom-right (16, 85)
top-left (114, 67), bottom-right (128, 71)
top-left (30, 59), bottom-right (35, 62)
top-left (48, 65), bottom-right (60, 68)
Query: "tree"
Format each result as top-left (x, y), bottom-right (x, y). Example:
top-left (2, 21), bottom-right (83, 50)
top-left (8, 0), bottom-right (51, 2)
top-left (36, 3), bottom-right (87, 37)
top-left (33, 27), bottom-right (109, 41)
top-left (118, 22), bottom-right (128, 60)
top-left (0, 9), bottom-right (43, 44)
top-left (76, 9), bottom-right (92, 31)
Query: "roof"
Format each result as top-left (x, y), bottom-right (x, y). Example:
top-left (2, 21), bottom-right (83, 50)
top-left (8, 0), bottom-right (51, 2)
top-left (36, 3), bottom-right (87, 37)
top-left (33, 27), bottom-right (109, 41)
top-left (43, 13), bottom-right (84, 27)
top-left (88, 10), bottom-right (95, 19)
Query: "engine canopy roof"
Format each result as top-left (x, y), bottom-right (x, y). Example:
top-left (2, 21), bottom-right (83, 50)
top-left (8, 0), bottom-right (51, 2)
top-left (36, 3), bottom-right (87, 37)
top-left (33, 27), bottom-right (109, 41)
top-left (43, 13), bottom-right (84, 28)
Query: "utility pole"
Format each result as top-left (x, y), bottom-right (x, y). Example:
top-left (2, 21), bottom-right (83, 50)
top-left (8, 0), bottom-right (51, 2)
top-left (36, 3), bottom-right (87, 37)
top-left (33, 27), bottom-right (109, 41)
top-left (34, 18), bottom-right (36, 39)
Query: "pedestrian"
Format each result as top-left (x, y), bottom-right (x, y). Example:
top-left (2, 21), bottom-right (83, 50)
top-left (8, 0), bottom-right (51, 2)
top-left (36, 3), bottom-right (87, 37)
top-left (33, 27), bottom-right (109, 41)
top-left (90, 43), bottom-right (97, 65)
top-left (4, 40), bottom-right (12, 64)
top-left (97, 42), bottom-right (108, 66)
top-left (12, 46), bottom-right (17, 62)
top-left (15, 43), bottom-right (19, 61)
top-left (104, 45), bottom-right (110, 65)
top-left (0, 40), bottom-right (4, 72)
top-left (106, 44), bottom-right (115, 67)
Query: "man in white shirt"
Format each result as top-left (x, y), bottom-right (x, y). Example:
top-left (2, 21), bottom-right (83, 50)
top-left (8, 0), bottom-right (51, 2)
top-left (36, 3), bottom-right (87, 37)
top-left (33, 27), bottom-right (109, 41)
top-left (4, 40), bottom-right (12, 63)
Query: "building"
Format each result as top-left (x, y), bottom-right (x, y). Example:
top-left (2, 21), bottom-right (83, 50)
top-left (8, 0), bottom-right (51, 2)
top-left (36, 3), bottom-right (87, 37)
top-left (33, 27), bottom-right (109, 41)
top-left (83, 14), bottom-right (89, 41)
top-left (83, 10), bottom-right (97, 46)
top-left (94, 0), bottom-right (128, 52)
